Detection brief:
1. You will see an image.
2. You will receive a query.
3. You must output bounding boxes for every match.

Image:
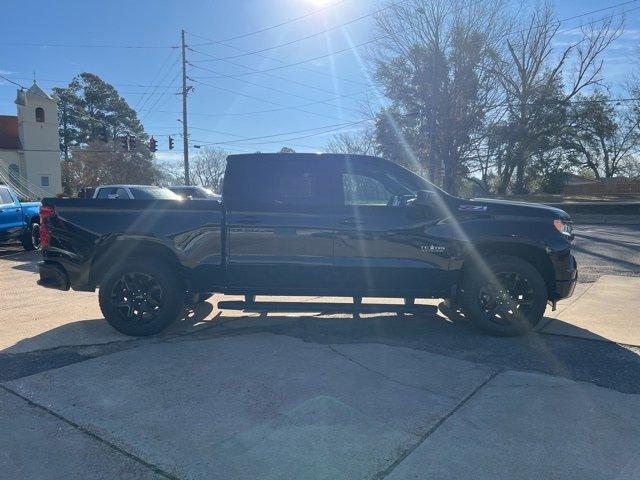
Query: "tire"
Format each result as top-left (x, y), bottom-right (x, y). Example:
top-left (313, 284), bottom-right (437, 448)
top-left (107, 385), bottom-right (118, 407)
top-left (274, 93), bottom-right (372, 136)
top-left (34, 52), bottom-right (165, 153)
top-left (21, 221), bottom-right (40, 251)
top-left (98, 259), bottom-right (185, 336)
top-left (459, 255), bottom-right (548, 336)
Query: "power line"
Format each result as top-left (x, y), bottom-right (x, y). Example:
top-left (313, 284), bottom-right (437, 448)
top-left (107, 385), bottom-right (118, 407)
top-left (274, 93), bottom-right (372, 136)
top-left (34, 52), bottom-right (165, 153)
top-left (192, 119), bottom-right (370, 147)
top-left (191, 120), bottom-right (366, 144)
top-left (187, 46), bottom-right (368, 95)
top-left (195, 1), bottom-right (403, 61)
top-left (191, 0), bottom-right (637, 79)
top-left (187, 62), bottom-right (364, 115)
top-left (134, 49), bottom-right (179, 111)
top-left (189, 78), bottom-right (352, 122)
top-left (0, 41), bottom-right (176, 49)
top-left (5, 75), bottom-right (180, 89)
top-left (190, 0), bottom-right (347, 45)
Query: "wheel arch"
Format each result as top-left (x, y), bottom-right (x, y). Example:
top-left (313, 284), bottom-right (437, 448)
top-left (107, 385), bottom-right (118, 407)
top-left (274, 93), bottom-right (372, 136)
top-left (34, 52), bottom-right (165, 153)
top-left (460, 241), bottom-right (555, 298)
top-left (90, 237), bottom-right (186, 287)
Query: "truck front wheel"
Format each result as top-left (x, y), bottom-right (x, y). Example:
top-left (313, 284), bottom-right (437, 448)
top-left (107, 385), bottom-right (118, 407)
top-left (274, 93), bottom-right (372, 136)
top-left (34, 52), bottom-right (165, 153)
top-left (459, 255), bottom-right (548, 337)
top-left (99, 260), bottom-right (185, 336)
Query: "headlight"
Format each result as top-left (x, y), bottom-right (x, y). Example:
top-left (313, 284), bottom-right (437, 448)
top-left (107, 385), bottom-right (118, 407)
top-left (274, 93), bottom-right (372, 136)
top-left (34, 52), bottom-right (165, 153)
top-left (554, 219), bottom-right (573, 237)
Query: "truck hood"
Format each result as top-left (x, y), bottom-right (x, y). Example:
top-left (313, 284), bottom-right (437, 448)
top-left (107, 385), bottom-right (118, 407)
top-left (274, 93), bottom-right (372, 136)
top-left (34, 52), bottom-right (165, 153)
top-left (461, 198), bottom-right (570, 220)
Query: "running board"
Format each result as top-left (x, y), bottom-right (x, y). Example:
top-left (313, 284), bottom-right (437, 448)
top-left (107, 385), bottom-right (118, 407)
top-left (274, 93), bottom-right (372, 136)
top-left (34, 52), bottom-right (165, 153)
top-left (217, 300), bottom-right (438, 315)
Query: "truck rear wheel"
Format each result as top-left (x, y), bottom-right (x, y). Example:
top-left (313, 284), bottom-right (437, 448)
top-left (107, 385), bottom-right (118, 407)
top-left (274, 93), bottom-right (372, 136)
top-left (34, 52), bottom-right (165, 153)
top-left (99, 260), bottom-right (185, 336)
top-left (459, 255), bottom-right (547, 337)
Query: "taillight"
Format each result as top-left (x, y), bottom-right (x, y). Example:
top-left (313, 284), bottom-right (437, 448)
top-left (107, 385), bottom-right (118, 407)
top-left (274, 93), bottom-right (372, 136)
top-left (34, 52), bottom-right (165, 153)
top-left (39, 205), bottom-right (55, 248)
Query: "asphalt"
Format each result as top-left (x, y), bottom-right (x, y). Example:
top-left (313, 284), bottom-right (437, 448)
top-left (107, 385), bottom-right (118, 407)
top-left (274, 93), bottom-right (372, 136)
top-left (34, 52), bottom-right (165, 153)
top-left (571, 224), bottom-right (640, 282)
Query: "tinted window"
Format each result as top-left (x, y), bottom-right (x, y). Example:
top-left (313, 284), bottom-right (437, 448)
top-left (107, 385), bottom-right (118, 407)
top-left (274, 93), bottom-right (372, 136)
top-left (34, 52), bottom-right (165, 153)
top-left (129, 187), bottom-right (180, 200)
top-left (96, 188), bottom-right (115, 199)
top-left (233, 160), bottom-right (338, 209)
top-left (0, 188), bottom-right (14, 204)
top-left (343, 173), bottom-right (395, 206)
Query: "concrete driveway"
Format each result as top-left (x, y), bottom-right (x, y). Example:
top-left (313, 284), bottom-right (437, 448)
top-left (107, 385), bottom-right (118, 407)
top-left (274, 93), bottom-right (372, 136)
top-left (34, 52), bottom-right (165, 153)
top-left (1, 225), bottom-right (640, 479)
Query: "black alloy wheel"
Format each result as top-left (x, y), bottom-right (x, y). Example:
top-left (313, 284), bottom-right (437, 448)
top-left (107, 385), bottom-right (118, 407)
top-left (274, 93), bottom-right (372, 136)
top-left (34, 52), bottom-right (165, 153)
top-left (460, 255), bottom-right (547, 336)
top-left (477, 271), bottom-right (537, 328)
top-left (110, 272), bottom-right (164, 324)
top-left (99, 260), bottom-right (185, 336)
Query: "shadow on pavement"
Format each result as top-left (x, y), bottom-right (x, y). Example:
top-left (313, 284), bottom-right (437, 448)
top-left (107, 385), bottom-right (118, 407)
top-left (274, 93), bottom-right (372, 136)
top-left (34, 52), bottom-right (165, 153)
top-left (2, 292), bottom-right (639, 393)
top-left (203, 308), bottom-right (640, 394)
top-left (0, 302), bottom-right (217, 381)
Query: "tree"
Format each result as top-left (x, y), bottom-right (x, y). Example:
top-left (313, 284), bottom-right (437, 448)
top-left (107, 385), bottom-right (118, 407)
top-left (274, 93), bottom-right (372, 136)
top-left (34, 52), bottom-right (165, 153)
top-left (564, 92), bottom-right (640, 179)
top-left (325, 130), bottom-right (376, 155)
top-left (189, 147), bottom-right (227, 193)
top-left (371, 0), bottom-right (511, 194)
top-left (492, 5), bottom-right (620, 193)
top-left (54, 73), bottom-right (146, 147)
top-left (63, 141), bottom-right (161, 193)
top-left (53, 73), bottom-right (155, 193)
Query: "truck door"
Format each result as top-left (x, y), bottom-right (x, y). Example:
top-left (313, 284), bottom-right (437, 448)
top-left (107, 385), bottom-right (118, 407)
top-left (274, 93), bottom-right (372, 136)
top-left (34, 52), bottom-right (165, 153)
top-left (0, 187), bottom-right (23, 241)
top-left (226, 157), bottom-right (341, 293)
top-left (333, 159), bottom-right (452, 297)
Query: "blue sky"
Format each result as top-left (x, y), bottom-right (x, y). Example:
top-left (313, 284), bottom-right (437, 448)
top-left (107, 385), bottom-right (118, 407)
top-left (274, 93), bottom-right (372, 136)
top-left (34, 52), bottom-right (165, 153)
top-left (1, 0), bottom-right (639, 165)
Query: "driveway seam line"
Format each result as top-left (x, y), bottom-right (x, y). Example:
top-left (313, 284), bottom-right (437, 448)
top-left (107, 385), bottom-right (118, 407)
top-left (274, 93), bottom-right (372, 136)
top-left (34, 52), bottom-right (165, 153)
top-left (372, 369), bottom-right (501, 480)
top-left (327, 344), bottom-right (460, 400)
top-left (0, 384), bottom-right (182, 480)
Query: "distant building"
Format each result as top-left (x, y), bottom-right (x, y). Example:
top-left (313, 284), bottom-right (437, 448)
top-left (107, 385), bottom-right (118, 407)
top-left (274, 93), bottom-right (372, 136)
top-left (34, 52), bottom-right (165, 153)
top-left (0, 81), bottom-right (62, 196)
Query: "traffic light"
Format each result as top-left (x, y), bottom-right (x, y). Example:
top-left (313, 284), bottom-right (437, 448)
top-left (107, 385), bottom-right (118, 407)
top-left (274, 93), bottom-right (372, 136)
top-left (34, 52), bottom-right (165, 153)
top-left (149, 136), bottom-right (157, 152)
top-left (128, 135), bottom-right (137, 150)
top-left (120, 136), bottom-right (129, 151)
top-left (168, 136), bottom-right (174, 150)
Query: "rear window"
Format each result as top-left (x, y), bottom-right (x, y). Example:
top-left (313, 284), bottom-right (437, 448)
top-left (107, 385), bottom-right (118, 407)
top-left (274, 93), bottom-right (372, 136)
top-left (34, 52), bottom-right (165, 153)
top-left (129, 187), bottom-right (180, 200)
top-left (0, 187), bottom-right (14, 204)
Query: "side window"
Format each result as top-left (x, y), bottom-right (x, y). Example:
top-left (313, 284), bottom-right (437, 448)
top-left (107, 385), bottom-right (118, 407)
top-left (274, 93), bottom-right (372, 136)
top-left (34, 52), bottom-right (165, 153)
top-left (0, 188), bottom-right (14, 205)
top-left (115, 188), bottom-right (129, 199)
top-left (96, 188), bottom-right (114, 199)
top-left (35, 107), bottom-right (45, 123)
top-left (342, 173), bottom-right (395, 206)
top-left (40, 176), bottom-right (50, 187)
top-left (235, 160), bottom-right (338, 209)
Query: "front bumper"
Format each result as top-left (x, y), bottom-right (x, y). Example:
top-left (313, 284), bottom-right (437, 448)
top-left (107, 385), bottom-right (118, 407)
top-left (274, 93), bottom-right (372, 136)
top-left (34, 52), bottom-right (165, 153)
top-left (551, 251), bottom-right (578, 300)
top-left (37, 261), bottom-right (70, 291)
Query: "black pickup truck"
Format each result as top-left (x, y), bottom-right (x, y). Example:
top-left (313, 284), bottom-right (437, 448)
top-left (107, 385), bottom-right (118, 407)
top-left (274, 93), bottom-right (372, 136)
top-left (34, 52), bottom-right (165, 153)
top-left (37, 153), bottom-right (577, 337)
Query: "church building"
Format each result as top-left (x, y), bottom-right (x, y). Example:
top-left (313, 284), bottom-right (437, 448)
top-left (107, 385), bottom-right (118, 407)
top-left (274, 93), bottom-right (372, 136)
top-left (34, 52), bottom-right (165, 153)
top-left (0, 82), bottom-right (63, 197)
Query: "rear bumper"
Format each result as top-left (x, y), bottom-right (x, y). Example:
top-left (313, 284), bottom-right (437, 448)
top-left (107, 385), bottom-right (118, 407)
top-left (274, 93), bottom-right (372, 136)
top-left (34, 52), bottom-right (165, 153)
top-left (37, 261), bottom-right (70, 291)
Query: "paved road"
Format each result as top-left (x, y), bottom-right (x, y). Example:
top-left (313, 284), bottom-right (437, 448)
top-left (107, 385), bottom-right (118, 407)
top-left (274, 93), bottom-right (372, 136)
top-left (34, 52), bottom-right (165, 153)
top-left (572, 224), bottom-right (640, 283)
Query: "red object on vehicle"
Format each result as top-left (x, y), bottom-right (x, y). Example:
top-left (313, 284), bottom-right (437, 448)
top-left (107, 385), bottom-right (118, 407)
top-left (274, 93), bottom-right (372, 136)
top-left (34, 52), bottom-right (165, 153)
top-left (39, 205), bottom-right (55, 248)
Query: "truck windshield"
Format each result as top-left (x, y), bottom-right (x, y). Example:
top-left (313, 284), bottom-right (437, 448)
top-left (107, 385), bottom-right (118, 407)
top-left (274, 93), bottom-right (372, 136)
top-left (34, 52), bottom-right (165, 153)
top-left (129, 187), bottom-right (181, 200)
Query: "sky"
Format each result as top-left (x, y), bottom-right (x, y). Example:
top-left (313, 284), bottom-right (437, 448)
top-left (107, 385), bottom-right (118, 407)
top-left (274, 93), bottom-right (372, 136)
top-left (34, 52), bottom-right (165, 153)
top-left (1, 0), bottom-right (639, 166)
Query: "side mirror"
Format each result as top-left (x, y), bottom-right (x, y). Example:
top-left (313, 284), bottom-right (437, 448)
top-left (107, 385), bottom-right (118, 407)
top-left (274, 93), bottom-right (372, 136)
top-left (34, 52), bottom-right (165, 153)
top-left (414, 190), bottom-right (434, 206)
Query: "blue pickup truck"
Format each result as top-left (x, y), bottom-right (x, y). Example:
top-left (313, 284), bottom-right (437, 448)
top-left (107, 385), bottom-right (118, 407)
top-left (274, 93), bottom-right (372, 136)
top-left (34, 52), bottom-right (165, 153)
top-left (0, 185), bottom-right (41, 250)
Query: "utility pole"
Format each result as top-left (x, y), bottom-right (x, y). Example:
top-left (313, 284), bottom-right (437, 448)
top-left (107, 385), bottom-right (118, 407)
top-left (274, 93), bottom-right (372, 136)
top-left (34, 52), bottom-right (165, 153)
top-left (62, 105), bottom-right (70, 194)
top-left (181, 29), bottom-right (190, 185)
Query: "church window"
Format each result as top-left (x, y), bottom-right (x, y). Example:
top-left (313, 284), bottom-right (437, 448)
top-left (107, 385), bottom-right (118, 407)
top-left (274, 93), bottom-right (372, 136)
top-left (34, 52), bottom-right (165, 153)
top-left (35, 107), bottom-right (45, 122)
top-left (41, 176), bottom-right (50, 187)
